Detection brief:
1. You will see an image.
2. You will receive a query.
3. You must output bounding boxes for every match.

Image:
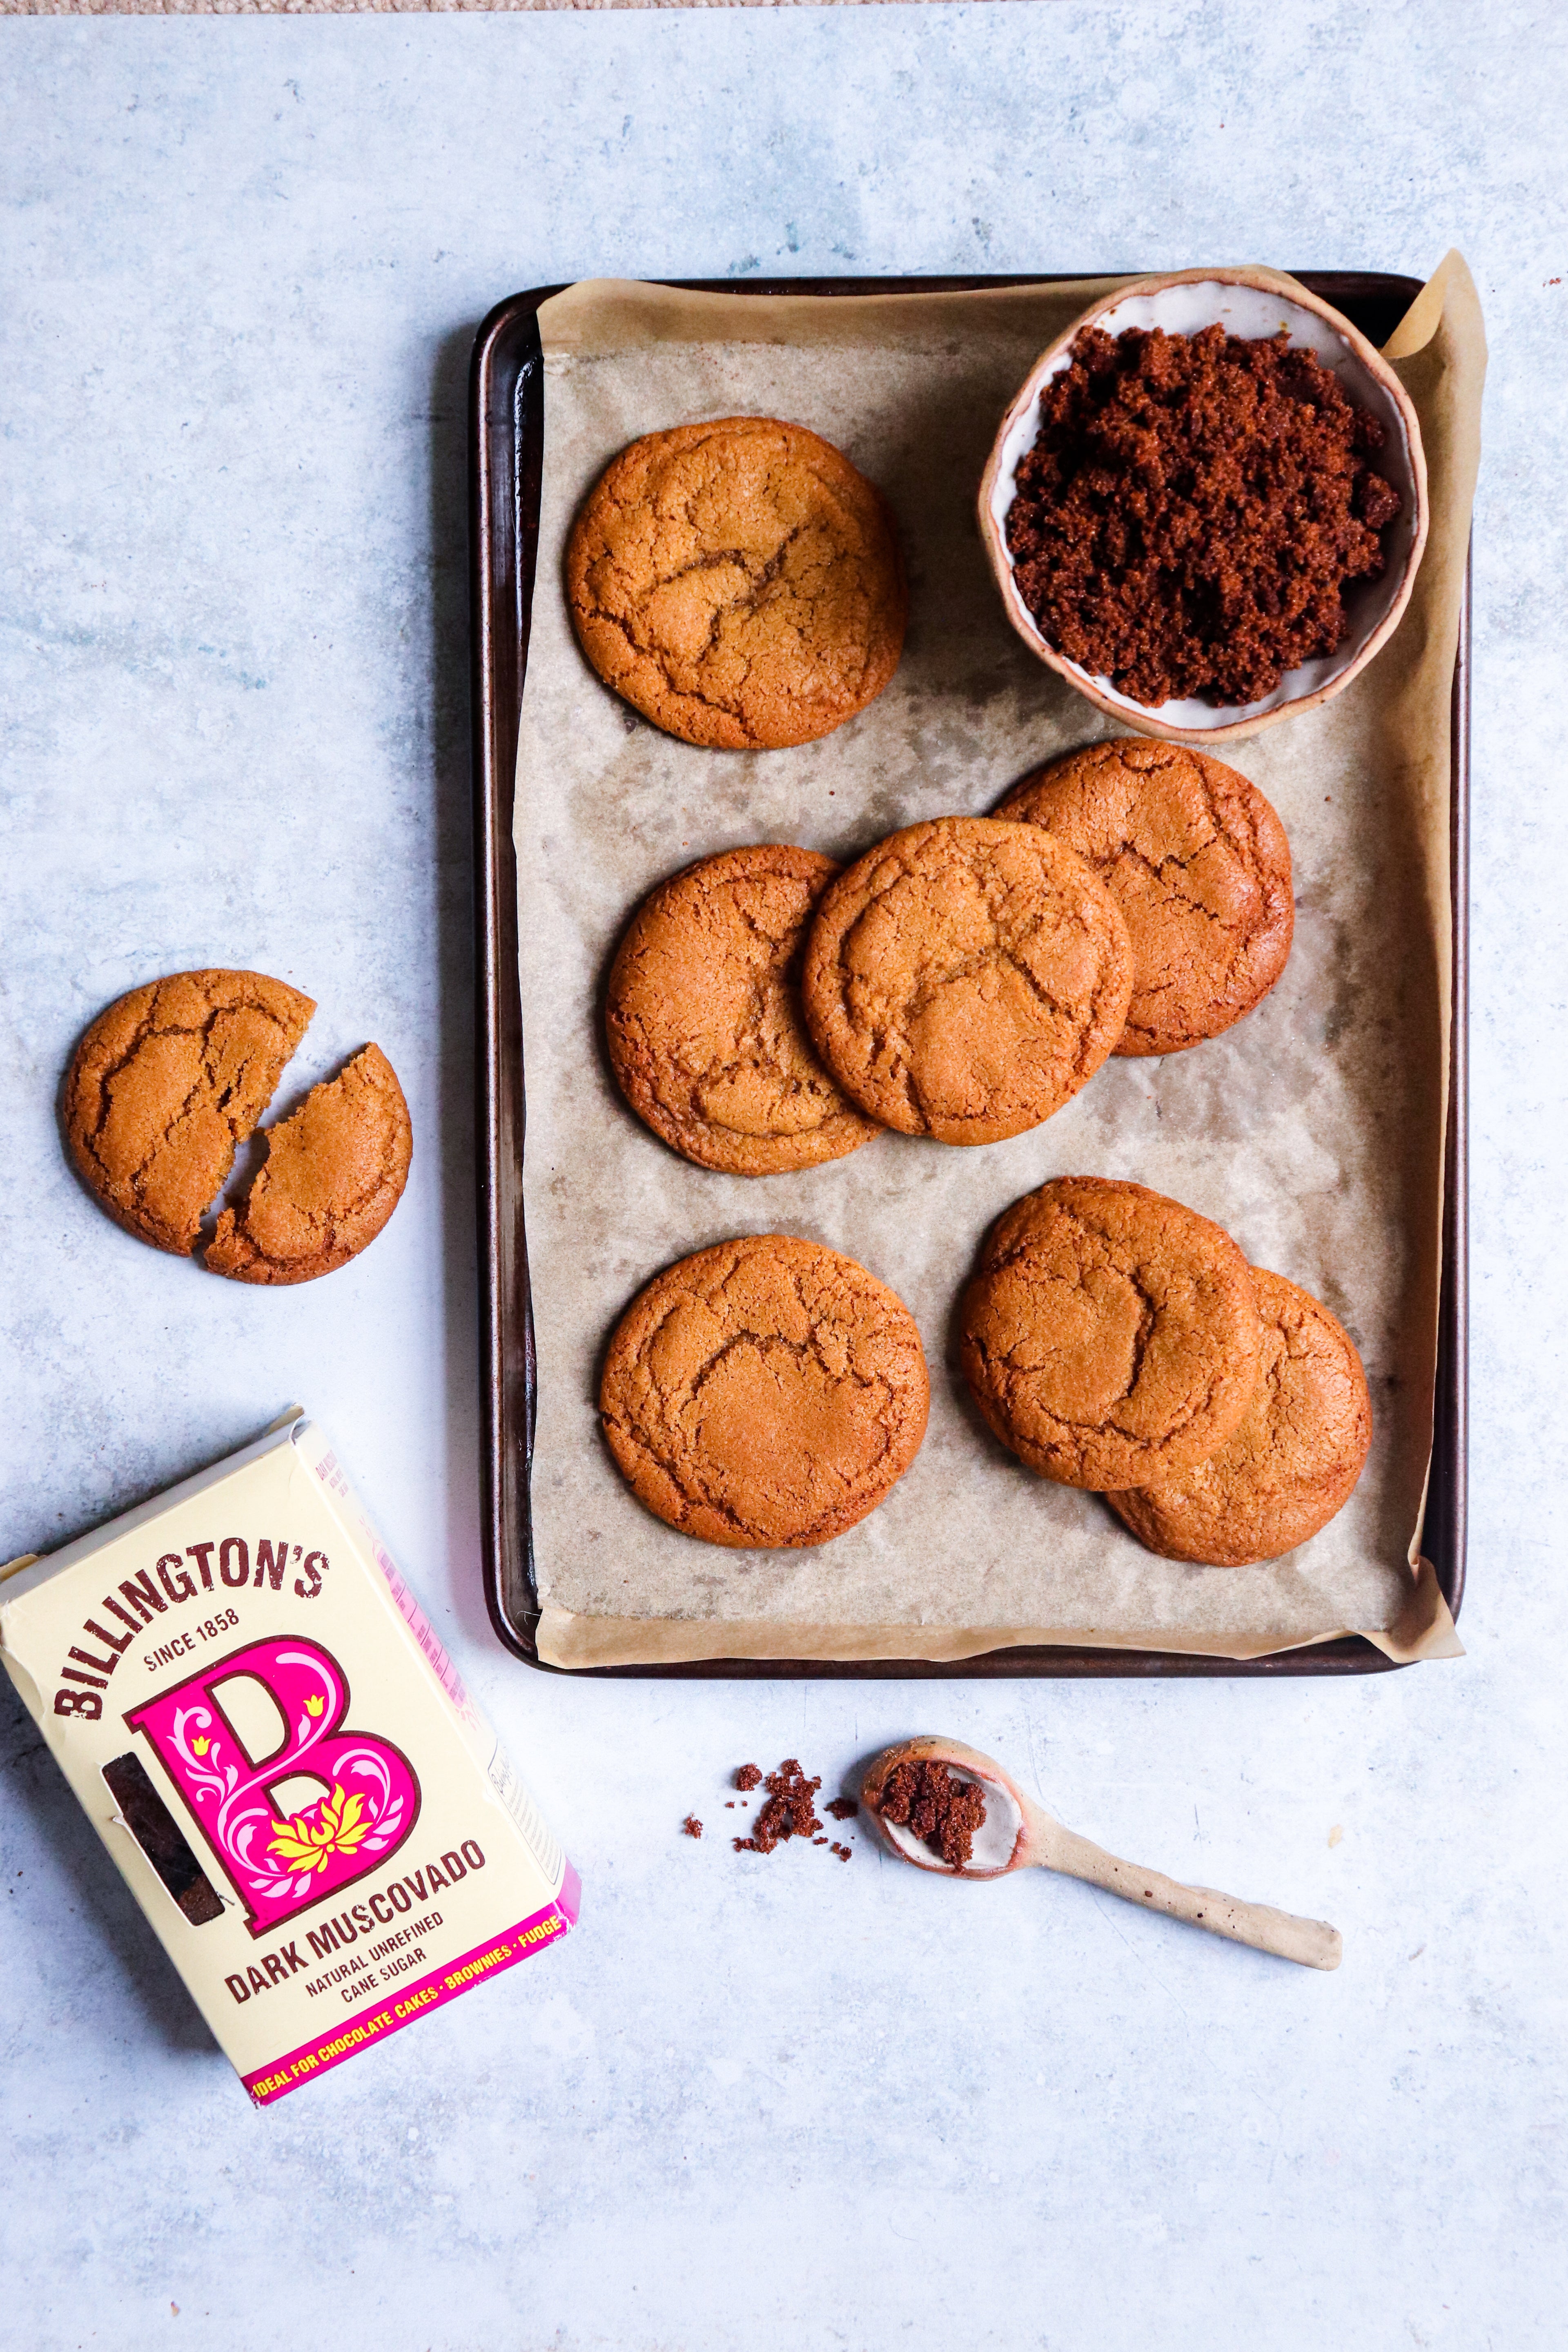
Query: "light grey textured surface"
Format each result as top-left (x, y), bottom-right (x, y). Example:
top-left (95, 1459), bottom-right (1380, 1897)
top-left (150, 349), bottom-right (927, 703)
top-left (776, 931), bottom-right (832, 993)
top-left (0, 7), bottom-right (1563, 2347)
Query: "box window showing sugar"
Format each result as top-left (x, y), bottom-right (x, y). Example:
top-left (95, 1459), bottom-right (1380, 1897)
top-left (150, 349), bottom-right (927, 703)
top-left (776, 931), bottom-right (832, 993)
top-left (0, 1413), bottom-right (579, 2106)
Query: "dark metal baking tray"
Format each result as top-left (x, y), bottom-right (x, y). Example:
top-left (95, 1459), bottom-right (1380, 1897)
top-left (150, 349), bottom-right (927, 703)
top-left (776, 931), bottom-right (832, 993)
top-left (470, 273), bottom-right (1468, 1678)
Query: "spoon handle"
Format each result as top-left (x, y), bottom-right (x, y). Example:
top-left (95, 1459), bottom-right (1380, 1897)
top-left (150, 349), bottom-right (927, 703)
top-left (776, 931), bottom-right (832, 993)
top-left (1035, 1821), bottom-right (1342, 1971)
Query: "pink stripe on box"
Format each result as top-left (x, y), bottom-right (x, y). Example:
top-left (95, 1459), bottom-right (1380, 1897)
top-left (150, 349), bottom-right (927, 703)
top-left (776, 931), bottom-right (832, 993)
top-left (243, 1862), bottom-right (581, 2107)
top-left (312, 1445), bottom-right (470, 1712)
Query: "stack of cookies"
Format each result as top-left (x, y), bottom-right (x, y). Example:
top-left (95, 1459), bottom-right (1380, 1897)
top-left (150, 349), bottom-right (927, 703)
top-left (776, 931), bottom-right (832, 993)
top-left (569, 413), bottom-right (1370, 1571)
top-left (599, 748), bottom-right (1297, 1179)
top-left (959, 1178), bottom-right (1371, 1565)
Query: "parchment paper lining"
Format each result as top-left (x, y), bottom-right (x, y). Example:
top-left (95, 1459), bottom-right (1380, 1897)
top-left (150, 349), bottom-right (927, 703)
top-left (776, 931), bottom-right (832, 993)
top-left (514, 261), bottom-right (1483, 1668)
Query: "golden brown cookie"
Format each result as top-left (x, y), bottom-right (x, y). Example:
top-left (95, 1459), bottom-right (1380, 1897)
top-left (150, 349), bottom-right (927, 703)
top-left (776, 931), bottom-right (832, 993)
top-left (63, 969), bottom-right (316, 1256)
top-left (800, 817), bottom-right (1133, 1146)
top-left (600, 1234), bottom-right (929, 1548)
top-left (959, 1176), bottom-right (1262, 1491)
top-left (1108, 1268), bottom-right (1372, 1562)
top-left (566, 417), bottom-right (906, 750)
top-left (205, 1044), bottom-right (412, 1286)
top-left (997, 737), bottom-right (1294, 1056)
top-left (605, 844), bottom-right (881, 1176)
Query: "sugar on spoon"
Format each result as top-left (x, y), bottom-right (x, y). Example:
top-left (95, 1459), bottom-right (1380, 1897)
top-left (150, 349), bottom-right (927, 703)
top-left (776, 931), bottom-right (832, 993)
top-left (861, 1737), bottom-right (1341, 1971)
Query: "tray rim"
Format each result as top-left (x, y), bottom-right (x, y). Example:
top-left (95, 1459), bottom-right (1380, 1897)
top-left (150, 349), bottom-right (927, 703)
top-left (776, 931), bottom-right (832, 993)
top-left (470, 270), bottom-right (1468, 1681)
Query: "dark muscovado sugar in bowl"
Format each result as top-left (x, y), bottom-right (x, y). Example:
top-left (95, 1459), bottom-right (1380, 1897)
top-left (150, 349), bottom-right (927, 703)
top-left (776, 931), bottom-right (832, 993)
top-left (1003, 323), bottom-right (1402, 709)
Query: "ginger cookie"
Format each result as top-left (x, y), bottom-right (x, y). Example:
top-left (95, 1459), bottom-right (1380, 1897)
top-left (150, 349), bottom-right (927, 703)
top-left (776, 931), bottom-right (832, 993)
top-left (63, 969), bottom-right (316, 1256)
top-left (1108, 1269), bottom-right (1372, 1563)
top-left (800, 817), bottom-right (1133, 1147)
top-left (565, 417), bottom-right (906, 750)
top-left (206, 1044), bottom-right (412, 1286)
top-left (959, 1176), bottom-right (1262, 1490)
top-left (998, 737), bottom-right (1293, 1056)
top-left (605, 844), bottom-right (880, 1176)
top-left (600, 1234), bottom-right (929, 1548)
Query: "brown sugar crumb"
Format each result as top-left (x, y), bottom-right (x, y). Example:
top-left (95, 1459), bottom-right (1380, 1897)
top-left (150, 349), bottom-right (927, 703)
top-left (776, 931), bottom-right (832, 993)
top-left (682, 1816), bottom-right (703, 1840)
top-left (732, 1758), bottom-right (823, 1854)
top-left (876, 1761), bottom-right (987, 1869)
top-left (1005, 324), bottom-right (1402, 708)
top-left (706, 1759), bottom-right (858, 1860)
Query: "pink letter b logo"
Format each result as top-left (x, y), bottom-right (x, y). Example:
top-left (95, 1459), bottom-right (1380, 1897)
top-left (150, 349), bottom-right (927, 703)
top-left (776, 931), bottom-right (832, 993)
top-left (125, 1637), bottom-right (420, 1938)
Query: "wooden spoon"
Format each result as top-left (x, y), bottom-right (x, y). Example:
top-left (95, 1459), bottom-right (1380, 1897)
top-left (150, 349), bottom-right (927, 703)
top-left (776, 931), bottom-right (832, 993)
top-left (860, 1737), bottom-right (1341, 1971)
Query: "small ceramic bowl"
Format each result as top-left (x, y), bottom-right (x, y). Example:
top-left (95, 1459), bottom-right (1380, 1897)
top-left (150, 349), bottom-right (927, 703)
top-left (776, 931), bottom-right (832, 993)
top-left (978, 267), bottom-right (1430, 743)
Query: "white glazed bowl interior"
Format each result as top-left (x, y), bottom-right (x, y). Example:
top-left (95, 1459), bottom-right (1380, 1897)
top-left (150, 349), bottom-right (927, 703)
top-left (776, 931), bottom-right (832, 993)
top-left (988, 278), bottom-right (1421, 733)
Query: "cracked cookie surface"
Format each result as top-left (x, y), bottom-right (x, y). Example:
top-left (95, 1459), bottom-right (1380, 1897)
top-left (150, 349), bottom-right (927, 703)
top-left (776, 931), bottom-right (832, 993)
top-left (605, 844), bottom-right (881, 1175)
top-left (600, 1234), bottom-right (929, 1548)
top-left (206, 1044), bottom-right (412, 1285)
top-left (998, 737), bottom-right (1293, 1056)
top-left (565, 416), bottom-right (906, 750)
top-left (800, 817), bottom-right (1133, 1146)
top-left (63, 969), bottom-right (316, 1256)
top-left (1108, 1267), bottom-right (1370, 1562)
top-left (959, 1176), bottom-right (1262, 1490)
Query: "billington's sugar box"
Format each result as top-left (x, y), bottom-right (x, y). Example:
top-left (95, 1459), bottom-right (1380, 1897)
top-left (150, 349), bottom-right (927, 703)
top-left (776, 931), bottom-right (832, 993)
top-left (0, 1412), bottom-right (578, 2105)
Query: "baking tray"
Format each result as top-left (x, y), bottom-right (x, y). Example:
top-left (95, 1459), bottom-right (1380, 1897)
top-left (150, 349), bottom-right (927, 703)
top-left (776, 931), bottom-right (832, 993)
top-left (470, 273), bottom-right (1468, 1678)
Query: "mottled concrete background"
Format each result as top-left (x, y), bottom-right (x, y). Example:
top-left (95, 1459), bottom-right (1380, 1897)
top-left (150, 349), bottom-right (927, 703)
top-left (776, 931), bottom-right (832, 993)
top-left (2, 7), bottom-right (1565, 2351)
top-left (11, 1), bottom-right (928, 16)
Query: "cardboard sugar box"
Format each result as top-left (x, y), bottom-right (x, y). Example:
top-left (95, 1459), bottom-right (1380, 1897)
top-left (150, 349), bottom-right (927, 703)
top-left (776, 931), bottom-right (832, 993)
top-left (0, 1411), bottom-right (578, 2105)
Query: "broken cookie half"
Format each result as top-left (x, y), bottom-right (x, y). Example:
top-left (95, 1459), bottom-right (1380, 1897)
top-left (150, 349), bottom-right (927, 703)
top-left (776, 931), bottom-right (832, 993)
top-left (206, 1042), bottom-right (411, 1285)
top-left (63, 969), bottom-right (411, 1284)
